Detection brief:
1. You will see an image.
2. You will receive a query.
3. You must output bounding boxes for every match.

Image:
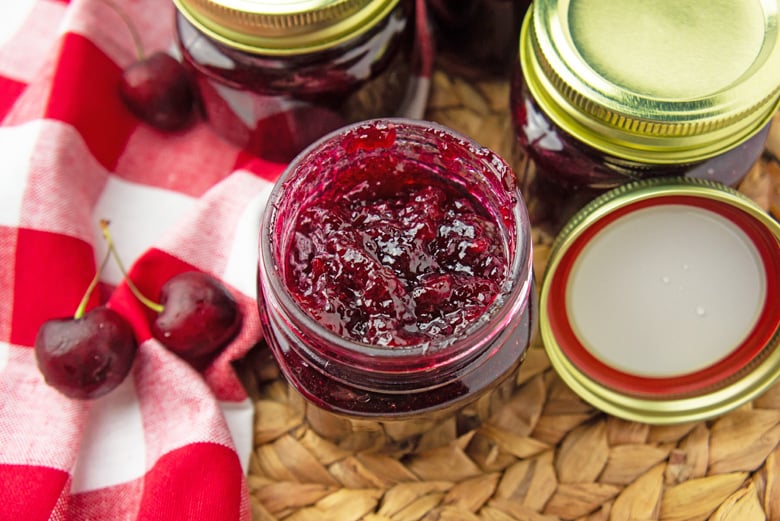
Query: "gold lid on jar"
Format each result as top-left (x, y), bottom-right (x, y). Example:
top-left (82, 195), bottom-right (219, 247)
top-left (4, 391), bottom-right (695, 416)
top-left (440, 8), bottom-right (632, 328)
top-left (520, 0), bottom-right (780, 164)
top-left (173, 0), bottom-right (400, 55)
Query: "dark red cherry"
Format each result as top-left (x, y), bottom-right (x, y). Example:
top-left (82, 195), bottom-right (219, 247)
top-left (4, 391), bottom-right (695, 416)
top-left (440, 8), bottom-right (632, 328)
top-left (34, 306), bottom-right (138, 400)
top-left (151, 271), bottom-right (242, 359)
top-left (119, 51), bottom-right (196, 131)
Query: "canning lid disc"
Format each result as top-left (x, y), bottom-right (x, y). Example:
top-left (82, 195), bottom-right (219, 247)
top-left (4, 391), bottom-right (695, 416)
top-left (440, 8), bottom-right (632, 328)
top-left (539, 177), bottom-right (780, 424)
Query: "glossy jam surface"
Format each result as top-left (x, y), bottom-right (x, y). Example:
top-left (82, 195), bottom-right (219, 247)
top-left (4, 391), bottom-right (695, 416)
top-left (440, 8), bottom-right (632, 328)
top-left (286, 163), bottom-right (508, 347)
top-left (428, 0), bottom-right (530, 78)
top-left (175, 2), bottom-right (414, 162)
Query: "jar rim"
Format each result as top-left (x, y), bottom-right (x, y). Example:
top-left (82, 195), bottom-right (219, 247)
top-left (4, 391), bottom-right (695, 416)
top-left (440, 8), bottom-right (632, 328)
top-left (258, 118), bottom-right (534, 380)
top-left (173, 0), bottom-right (401, 55)
top-left (520, 0), bottom-right (780, 164)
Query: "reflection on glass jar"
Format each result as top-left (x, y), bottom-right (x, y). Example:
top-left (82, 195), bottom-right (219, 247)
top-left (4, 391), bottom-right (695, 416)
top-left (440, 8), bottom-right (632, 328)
top-left (511, 0), bottom-right (780, 223)
top-left (257, 119), bottom-right (536, 453)
top-left (174, 0), bottom-right (418, 163)
top-left (428, 0), bottom-right (530, 78)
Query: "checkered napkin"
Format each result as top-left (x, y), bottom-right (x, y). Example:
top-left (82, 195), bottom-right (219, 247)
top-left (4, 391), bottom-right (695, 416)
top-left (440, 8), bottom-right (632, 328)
top-left (0, 1), bottom-right (431, 519)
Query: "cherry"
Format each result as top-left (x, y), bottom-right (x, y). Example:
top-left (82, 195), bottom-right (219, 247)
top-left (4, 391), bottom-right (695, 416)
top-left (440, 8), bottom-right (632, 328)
top-left (35, 307), bottom-right (138, 400)
top-left (34, 243), bottom-right (137, 399)
top-left (151, 271), bottom-right (243, 359)
top-left (103, 0), bottom-right (196, 131)
top-left (119, 51), bottom-right (196, 131)
top-left (100, 221), bottom-right (242, 360)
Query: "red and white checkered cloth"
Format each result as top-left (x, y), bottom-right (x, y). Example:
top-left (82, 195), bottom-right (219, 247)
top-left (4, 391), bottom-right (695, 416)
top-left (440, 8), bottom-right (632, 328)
top-left (0, 1), bottom-right (431, 519)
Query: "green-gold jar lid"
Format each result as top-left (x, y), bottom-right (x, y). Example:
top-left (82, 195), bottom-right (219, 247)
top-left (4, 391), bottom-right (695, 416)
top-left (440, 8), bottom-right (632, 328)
top-left (173, 0), bottom-right (400, 55)
top-left (520, 0), bottom-right (780, 165)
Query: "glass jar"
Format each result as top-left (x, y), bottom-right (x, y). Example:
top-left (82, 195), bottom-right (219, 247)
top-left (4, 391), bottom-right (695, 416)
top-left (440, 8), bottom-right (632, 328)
top-left (257, 119), bottom-right (536, 453)
top-left (511, 0), bottom-right (780, 197)
top-left (427, 0), bottom-right (531, 78)
top-left (173, 0), bottom-right (418, 163)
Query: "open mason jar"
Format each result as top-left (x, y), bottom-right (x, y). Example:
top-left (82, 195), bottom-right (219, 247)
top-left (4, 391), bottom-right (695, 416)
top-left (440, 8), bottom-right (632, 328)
top-left (511, 0), bottom-right (780, 214)
top-left (257, 119), bottom-right (536, 453)
top-left (174, 0), bottom-right (421, 163)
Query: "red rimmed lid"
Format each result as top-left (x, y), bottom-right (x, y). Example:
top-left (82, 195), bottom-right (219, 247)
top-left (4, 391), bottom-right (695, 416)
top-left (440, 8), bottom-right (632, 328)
top-left (539, 178), bottom-right (780, 423)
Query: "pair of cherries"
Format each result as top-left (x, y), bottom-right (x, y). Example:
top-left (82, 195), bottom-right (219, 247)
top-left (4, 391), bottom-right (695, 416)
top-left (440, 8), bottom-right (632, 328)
top-left (35, 222), bottom-right (242, 400)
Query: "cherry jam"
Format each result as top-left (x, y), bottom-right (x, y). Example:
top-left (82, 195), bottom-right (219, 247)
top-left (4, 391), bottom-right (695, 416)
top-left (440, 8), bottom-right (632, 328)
top-left (287, 165), bottom-right (507, 347)
top-left (174, 0), bottom-right (416, 163)
top-left (258, 119), bottom-right (535, 452)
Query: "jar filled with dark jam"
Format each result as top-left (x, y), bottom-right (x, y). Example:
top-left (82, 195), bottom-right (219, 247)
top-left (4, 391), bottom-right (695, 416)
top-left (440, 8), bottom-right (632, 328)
top-left (173, 0), bottom-right (417, 163)
top-left (257, 119), bottom-right (536, 453)
top-left (427, 0), bottom-right (531, 78)
top-left (511, 0), bottom-right (780, 224)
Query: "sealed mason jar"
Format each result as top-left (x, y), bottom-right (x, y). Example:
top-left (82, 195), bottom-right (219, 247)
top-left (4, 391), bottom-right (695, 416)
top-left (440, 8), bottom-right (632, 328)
top-left (511, 0), bottom-right (780, 193)
top-left (427, 0), bottom-right (530, 78)
top-left (173, 0), bottom-right (418, 163)
top-left (257, 119), bottom-right (536, 453)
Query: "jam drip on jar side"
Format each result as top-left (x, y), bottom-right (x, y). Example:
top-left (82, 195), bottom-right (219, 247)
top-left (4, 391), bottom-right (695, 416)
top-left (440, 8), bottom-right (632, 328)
top-left (285, 166), bottom-right (508, 347)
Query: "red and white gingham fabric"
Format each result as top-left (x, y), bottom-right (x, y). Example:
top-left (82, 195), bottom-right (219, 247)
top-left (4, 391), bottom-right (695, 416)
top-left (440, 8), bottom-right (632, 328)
top-left (0, 1), bottom-right (431, 519)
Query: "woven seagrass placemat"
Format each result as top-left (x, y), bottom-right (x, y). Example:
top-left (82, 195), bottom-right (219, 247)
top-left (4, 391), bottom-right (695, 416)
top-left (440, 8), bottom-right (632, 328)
top-left (239, 69), bottom-right (780, 521)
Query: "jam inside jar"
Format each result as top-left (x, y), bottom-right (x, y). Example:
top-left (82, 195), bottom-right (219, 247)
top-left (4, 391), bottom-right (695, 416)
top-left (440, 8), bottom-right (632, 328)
top-left (257, 119), bottom-right (536, 453)
top-left (174, 0), bottom-right (418, 163)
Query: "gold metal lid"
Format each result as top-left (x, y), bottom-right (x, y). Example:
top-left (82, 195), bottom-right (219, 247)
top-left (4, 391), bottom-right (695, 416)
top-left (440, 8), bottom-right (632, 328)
top-left (539, 178), bottom-right (780, 424)
top-left (520, 0), bottom-right (780, 164)
top-left (173, 0), bottom-right (400, 55)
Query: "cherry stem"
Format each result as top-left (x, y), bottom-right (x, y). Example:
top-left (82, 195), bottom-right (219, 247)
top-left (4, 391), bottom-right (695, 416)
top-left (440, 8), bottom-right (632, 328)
top-left (74, 247), bottom-right (112, 320)
top-left (100, 0), bottom-right (146, 61)
top-left (100, 220), bottom-right (165, 314)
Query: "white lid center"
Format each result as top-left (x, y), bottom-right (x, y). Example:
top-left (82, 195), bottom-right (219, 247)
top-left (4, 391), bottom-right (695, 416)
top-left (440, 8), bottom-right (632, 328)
top-left (567, 204), bottom-right (766, 377)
